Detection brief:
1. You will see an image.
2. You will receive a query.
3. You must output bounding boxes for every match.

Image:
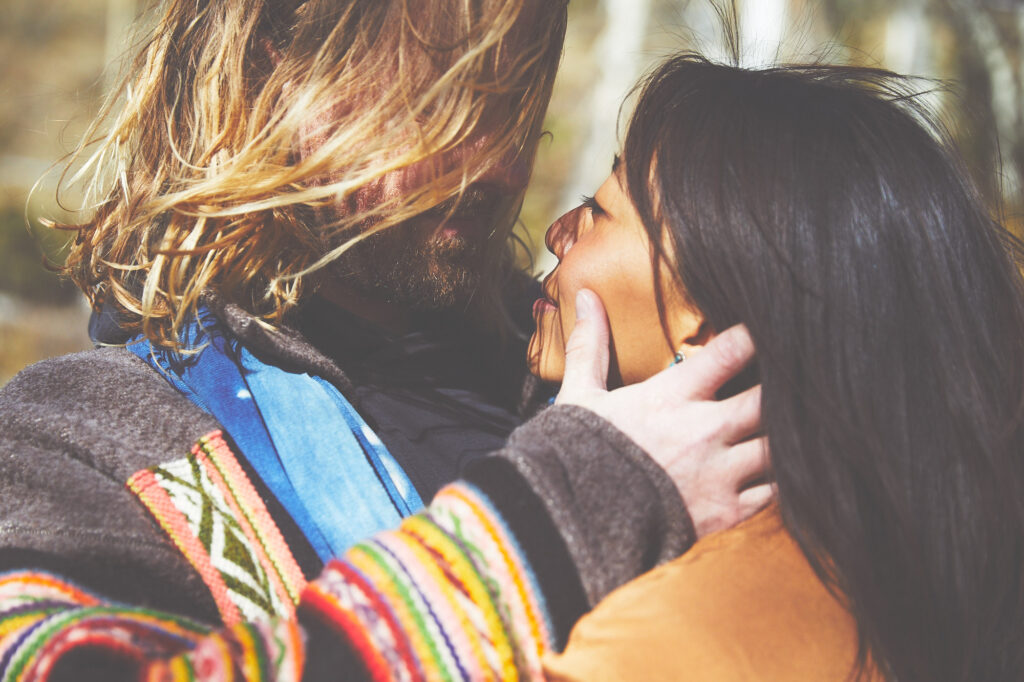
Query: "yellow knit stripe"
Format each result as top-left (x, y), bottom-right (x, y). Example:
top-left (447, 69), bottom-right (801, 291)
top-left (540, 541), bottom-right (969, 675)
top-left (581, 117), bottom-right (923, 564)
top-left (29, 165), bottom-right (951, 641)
top-left (348, 542), bottom-right (454, 681)
top-left (427, 490), bottom-right (547, 677)
top-left (444, 487), bottom-right (546, 661)
top-left (0, 612), bottom-right (45, 639)
top-left (232, 623), bottom-right (264, 682)
top-left (394, 517), bottom-right (504, 681)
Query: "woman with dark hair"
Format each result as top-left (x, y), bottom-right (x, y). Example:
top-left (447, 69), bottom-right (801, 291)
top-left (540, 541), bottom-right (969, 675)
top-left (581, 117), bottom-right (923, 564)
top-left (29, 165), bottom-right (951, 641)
top-left (535, 55), bottom-right (1024, 681)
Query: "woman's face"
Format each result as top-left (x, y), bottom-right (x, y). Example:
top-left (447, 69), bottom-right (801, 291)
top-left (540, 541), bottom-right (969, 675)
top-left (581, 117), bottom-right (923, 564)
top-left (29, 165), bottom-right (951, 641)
top-left (528, 166), bottom-right (704, 386)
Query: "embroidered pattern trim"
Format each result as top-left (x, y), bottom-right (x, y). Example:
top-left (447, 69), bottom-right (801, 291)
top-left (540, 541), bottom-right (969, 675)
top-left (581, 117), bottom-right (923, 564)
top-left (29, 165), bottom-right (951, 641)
top-left (127, 431), bottom-right (307, 625)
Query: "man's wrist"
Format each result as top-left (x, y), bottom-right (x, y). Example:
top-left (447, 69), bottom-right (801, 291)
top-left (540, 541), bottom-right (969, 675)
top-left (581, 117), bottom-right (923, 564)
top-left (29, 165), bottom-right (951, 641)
top-left (488, 405), bottom-right (695, 606)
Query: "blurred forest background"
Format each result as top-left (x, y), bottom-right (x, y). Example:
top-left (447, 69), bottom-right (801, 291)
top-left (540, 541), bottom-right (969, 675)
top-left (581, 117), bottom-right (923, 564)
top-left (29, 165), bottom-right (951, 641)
top-left (1, 0), bottom-right (1022, 384)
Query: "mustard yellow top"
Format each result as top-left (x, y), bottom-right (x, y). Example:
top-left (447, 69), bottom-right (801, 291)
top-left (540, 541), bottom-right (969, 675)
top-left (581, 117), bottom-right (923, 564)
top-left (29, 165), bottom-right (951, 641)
top-left (544, 506), bottom-right (881, 681)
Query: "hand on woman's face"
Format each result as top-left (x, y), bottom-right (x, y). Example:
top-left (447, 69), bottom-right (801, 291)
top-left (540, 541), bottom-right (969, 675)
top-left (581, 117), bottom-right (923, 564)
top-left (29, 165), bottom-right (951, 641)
top-left (528, 167), bottom-right (705, 386)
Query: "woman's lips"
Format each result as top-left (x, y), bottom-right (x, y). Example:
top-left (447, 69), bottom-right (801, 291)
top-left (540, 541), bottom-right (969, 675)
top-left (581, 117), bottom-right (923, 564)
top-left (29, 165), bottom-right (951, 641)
top-left (533, 297), bottom-right (557, 315)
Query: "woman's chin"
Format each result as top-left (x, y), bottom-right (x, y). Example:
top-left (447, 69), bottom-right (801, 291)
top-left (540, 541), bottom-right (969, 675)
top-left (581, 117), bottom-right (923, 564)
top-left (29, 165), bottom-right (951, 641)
top-left (526, 356), bottom-right (563, 384)
top-left (531, 366), bottom-right (563, 385)
top-left (526, 334), bottom-right (564, 384)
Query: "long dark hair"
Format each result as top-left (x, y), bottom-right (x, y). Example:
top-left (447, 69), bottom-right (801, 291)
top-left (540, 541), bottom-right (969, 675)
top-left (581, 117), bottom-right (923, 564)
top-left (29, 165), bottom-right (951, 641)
top-left (624, 54), bottom-right (1024, 681)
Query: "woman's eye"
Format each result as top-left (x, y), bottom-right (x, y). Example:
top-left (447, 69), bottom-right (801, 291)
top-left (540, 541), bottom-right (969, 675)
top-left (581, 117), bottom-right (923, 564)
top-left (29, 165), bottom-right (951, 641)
top-left (580, 194), bottom-right (604, 216)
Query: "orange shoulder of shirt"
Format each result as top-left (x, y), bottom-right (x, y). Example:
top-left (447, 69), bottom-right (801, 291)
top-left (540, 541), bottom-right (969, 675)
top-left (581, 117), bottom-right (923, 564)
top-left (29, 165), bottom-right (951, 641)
top-left (543, 506), bottom-right (882, 682)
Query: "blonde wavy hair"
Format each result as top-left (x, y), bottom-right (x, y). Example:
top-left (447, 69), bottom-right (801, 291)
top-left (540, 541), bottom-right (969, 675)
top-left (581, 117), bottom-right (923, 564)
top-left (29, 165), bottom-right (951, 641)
top-left (56, 0), bottom-right (567, 348)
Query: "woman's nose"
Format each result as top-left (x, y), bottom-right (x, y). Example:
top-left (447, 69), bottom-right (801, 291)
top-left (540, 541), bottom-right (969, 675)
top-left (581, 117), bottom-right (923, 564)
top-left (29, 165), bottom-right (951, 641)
top-left (545, 206), bottom-right (585, 259)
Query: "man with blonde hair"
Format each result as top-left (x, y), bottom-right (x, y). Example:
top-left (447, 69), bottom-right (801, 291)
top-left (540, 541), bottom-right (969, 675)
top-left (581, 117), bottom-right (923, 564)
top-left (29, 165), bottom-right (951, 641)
top-left (73, 0), bottom-right (569, 553)
top-left (0, 1), bottom-right (767, 679)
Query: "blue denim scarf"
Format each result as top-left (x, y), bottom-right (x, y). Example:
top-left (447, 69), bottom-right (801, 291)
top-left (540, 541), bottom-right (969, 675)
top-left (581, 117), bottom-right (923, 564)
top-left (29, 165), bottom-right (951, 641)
top-left (126, 309), bottom-right (423, 562)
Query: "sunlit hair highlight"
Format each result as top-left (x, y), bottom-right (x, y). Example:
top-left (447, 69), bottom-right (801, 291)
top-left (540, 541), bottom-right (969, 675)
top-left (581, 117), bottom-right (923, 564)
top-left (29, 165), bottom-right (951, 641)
top-left (55, 0), bottom-right (566, 348)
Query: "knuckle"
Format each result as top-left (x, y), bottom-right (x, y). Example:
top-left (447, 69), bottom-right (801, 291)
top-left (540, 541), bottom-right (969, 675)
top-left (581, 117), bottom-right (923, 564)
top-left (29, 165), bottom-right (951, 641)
top-left (563, 323), bottom-right (593, 355)
top-left (563, 336), bottom-right (589, 358)
top-left (712, 326), bottom-right (754, 372)
top-left (713, 333), bottom-right (745, 370)
top-left (701, 414), bottom-right (730, 445)
top-left (677, 428), bottom-right (715, 462)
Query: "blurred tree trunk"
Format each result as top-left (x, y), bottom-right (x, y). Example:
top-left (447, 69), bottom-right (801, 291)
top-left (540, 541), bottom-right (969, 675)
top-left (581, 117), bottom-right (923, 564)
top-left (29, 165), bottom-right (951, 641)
top-left (884, 1), bottom-right (929, 74)
top-left (740, 0), bottom-right (789, 66)
top-left (815, 0), bottom-right (1023, 212)
top-left (939, 1), bottom-right (1023, 210)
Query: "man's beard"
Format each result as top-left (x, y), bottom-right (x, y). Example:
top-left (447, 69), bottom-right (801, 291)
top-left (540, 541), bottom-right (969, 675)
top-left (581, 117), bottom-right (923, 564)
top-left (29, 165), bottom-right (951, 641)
top-left (327, 185), bottom-right (508, 310)
top-left (329, 221), bottom-right (484, 310)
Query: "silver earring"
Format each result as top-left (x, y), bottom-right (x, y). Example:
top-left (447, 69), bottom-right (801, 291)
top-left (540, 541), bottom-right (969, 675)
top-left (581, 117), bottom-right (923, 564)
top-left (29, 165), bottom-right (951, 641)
top-left (669, 349), bottom-right (686, 367)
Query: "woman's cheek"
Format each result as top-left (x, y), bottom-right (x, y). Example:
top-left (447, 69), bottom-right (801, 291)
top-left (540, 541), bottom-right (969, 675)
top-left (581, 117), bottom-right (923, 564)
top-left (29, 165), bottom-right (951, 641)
top-left (557, 249), bottom-right (607, 326)
top-left (598, 265), bottom-right (660, 385)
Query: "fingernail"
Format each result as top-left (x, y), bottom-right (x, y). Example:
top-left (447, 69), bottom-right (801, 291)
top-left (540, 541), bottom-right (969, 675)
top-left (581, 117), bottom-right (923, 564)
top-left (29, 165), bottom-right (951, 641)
top-left (575, 289), bottom-right (594, 321)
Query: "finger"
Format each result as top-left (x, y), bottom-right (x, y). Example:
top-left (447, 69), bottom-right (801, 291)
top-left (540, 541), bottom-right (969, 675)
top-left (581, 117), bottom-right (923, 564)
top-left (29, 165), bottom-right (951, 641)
top-left (558, 289), bottom-right (610, 400)
top-left (737, 482), bottom-right (775, 515)
top-left (686, 324), bottom-right (757, 400)
top-left (729, 436), bottom-right (771, 489)
top-left (718, 384), bottom-right (763, 443)
top-left (640, 324), bottom-right (757, 401)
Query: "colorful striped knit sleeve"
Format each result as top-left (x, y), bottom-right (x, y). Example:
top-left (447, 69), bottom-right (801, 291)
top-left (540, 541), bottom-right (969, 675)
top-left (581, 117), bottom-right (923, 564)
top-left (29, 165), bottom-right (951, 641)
top-left (301, 479), bottom-right (558, 682)
top-left (0, 570), bottom-right (215, 681)
top-left (1, 472), bottom-right (587, 682)
top-left (0, 568), bottom-right (305, 682)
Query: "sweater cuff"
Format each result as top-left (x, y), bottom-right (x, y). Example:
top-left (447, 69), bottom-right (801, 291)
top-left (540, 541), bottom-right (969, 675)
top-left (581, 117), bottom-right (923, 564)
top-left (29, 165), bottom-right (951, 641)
top-left (462, 456), bottom-right (588, 651)
top-left (474, 405), bottom-right (695, 609)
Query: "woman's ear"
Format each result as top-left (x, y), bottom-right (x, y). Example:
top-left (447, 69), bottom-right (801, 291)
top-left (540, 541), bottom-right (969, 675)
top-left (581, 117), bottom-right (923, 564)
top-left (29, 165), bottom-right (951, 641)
top-left (675, 317), bottom-right (716, 360)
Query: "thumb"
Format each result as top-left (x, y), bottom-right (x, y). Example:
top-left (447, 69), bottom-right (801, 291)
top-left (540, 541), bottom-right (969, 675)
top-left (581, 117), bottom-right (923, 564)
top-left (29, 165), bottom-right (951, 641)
top-left (557, 289), bottom-right (610, 402)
